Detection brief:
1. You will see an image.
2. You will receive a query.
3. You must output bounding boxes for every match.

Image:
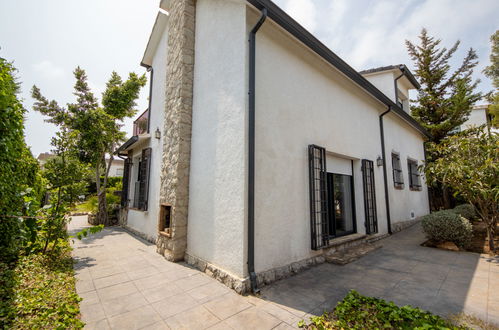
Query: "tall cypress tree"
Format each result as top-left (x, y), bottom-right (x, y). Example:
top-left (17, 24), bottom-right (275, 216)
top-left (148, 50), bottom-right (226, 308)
top-left (406, 28), bottom-right (482, 143)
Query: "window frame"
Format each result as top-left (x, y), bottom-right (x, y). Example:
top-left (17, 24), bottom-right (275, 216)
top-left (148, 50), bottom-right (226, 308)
top-left (407, 158), bottom-right (422, 191)
top-left (391, 152), bottom-right (404, 189)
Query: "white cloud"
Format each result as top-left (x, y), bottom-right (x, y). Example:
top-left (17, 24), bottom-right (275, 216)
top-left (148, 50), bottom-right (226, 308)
top-left (283, 0), bottom-right (318, 33)
top-left (32, 60), bottom-right (65, 79)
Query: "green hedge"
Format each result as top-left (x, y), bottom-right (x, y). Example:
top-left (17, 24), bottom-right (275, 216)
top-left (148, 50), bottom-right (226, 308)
top-left (451, 204), bottom-right (478, 221)
top-left (300, 290), bottom-right (462, 329)
top-left (421, 210), bottom-right (473, 248)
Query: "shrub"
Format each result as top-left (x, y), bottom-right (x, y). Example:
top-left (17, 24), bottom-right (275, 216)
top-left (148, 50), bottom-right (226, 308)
top-left (421, 210), bottom-right (473, 248)
top-left (300, 290), bottom-right (461, 329)
top-left (452, 204), bottom-right (478, 221)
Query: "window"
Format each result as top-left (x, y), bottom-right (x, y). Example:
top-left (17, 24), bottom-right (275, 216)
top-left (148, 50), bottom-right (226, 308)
top-left (132, 148), bottom-right (152, 210)
top-left (120, 158), bottom-right (132, 207)
top-left (407, 159), bottom-right (422, 191)
top-left (116, 168), bottom-right (124, 177)
top-left (326, 172), bottom-right (356, 238)
top-left (391, 153), bottom-right (404, 189)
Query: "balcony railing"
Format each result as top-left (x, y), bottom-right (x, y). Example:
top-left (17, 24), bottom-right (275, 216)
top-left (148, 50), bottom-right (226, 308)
top-left (133, 109), bottom-right (149, 136)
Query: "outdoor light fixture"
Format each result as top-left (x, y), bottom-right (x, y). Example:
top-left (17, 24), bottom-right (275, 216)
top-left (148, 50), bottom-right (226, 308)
top-left (376, 156), bottom-right (383, 167)
top-left (155, 128), bottom-right (161, 139)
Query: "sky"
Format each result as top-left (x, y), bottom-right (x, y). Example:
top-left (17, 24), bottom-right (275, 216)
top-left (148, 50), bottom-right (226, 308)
top-left (0, 0), bottom-right (497, 157)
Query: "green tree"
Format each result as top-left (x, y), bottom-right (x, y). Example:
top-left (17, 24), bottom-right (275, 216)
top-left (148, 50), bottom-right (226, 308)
top-left (424, 127), bottom-right (498, 252)
top-left (406, 28), bottom-right (482, 143)
top-left (32, 67), bottom-right (146, 225)
top-left (0, 57), bottom-right (41, 262)
top-left (37, 130), bottom-right (91, 254)
top-left (483, 30), bottom-right (499, 127)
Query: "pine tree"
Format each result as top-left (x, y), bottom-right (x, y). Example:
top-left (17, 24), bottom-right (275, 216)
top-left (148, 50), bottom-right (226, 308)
top-left (483, 30), bottom-right (499, 127)
top-left (406, 28), bottom-right (482, 143)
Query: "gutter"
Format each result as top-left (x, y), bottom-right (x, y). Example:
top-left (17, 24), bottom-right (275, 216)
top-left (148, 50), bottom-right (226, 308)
top-left (248, 7), bottom-right (267, 295)
top-left (140, 62), bottom-right (154, 134)
top-left (379, 107), bottom-right (392, 234)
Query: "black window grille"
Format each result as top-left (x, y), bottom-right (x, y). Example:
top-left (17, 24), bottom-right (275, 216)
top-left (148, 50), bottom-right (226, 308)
top-left (138, 148), bottom-right (152, 211)
top-left (391, 153), bottom-right (404, 189)
top-left (361, 159), bottom-right (378, 234)
top-left (120, 158), bottom-right (132, 207)
top-left (308, 144), bottom-right (329, 250)
top-left (407, 159), bottom-right (422, 191)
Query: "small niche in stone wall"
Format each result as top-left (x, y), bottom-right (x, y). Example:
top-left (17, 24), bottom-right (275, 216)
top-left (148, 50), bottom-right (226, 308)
top-left (159, 204), bottom-right (171, 236)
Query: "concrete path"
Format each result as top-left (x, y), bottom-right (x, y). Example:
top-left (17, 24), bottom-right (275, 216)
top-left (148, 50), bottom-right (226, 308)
top-left (70, 216), bottom-right (498, 329)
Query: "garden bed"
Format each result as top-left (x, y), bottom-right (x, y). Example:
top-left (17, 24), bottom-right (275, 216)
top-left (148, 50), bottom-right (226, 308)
top-left (299, 290), bottom-right (463, 329)
top-left (422, 221), bottom-right (499, 255)
top-left (0, 241), bottom-right (83, 329)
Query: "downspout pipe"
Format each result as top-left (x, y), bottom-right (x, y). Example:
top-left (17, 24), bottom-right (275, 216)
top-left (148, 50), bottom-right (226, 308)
top-left (248, 7), bottom-right (267, 294)
top-left (394, 66), bottom-right (405, 106)
top-left (379, 106), bottom-right (392, 234)
top-left (140, 62), bottom-right (154, 134)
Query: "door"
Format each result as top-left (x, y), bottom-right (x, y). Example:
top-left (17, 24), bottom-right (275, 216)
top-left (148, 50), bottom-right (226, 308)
top-left (362, 159), bottom-right (378, 234)
top-left (327, 172), bottom-right (356, 238)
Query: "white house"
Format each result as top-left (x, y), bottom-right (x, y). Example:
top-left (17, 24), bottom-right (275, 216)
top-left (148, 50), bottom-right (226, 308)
top-left (459, 104), bottom-right (497, 133)
top-left (117, 0), bottom-right (430, 294)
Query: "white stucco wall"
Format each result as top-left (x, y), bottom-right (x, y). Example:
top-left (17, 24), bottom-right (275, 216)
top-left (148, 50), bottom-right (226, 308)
top-left (384, 113), bottom-right (430, 224)
top-left (126, 24), bottom-right (168, 241)
top-left (463, 108), bottom-right (488, 129)
top-left (187, 0), bottom-right (248, 279)
top-left (251, 14), bottom-right (391, 273)
top-left (249, 9), bottom-right (428, 273)
top-left (363, 72), bottom-right (396, 102)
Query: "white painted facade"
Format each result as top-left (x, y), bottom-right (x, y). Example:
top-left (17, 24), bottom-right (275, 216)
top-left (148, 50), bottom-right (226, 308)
top-left (122, 13), bottom-right (169, 242)
top-left (460, 104), bottom-right (497, 133)
top-left (121, 0), bottom-right (430, 282)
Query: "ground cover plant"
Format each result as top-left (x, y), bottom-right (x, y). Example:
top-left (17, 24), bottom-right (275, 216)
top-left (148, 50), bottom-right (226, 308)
top-left (0, 241), bottom-right (84, 329)
top-left (299, 290), bottom-right (463, 330)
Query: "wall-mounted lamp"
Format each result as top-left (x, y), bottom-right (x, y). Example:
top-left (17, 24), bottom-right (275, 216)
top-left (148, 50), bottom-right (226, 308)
top-left (155, 128), bottom-right (161, 140)
top-left (376, 156), bottom-right (383, 167)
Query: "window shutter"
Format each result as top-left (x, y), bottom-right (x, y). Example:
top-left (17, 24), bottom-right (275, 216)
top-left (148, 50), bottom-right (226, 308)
top-left (308, 144), bottom-right (329, 250)
top-left (139, 148), bottom-right (152, 211)
top-left (361, 159), bottom-right (378, 234)
top-left (121, 158), bottom-right (132, 207)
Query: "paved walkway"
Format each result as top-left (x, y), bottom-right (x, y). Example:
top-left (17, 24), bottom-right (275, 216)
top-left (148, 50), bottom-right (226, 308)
top-left (70, 216), bottom-right (498, 329)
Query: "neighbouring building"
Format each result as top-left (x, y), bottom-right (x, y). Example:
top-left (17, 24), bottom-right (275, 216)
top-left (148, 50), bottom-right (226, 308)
top-left (37, 152), bottom-right (124, 177)
top-left (117, 0), bottom-right (430, 294)
top-left (459, 104), bottom-right (498, 133)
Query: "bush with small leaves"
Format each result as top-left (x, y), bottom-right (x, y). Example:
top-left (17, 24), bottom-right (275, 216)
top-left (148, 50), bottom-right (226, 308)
top-left (421, 210), bottom-right (473, 248)
top-left (452, 204), bottom-right (478, 221)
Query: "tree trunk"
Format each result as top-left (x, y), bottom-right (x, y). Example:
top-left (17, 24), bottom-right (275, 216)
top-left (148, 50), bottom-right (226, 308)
top-left (487, 221), bottom-right (496, 253)
top-left (97, 190), bottom-right (109, 226)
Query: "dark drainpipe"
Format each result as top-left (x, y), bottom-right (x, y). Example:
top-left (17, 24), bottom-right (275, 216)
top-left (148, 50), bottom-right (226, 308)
top-left (379, 106), bottom-right (392, 234)
top-left (140, 62), bottom-right (154, 134)
top-left (248, 7), bottom-right (267, 294)
top-left (394, 66), bottom-right (405, 108)
top-left (380, 67), bottom-right (406, 235)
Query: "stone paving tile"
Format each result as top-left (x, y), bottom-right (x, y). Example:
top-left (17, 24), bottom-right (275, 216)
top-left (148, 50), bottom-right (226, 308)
top-left (151, 292), bottom-right (199, 319)
top-left (101, 291), bottom-right (149, 317)
top-left (224, 307), bottom-right (281, 330)
top-left (70, 216), bottom-right (496, 329)
top-left (141, 282), bottom-right (183, 304)
top-left (97, 281), bottom-right (139, 302)
top-left (165, 305), bottom-right (220, 329)
top-left (107, 305), bottom-right (163, 330)
top-left (93, 272), bottom-right (131, 289)
top-left (203, 293), bottom-right (253, 320)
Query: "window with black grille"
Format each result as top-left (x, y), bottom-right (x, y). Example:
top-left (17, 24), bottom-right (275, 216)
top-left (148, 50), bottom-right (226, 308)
top-left (120, 158), bottom-right (132, 207)
top-left (391, 153), bottom-right (404, 189)
top-left (138, 148), bottom-right (151, 211)
top-left (308, 144), bottom-right (329, 250)
top-left (407, 159), bottom-right (422, 191)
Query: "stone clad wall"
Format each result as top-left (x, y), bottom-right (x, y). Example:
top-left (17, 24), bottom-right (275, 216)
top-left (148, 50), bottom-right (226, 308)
top-left (157, 0), bottom-right (196, 261)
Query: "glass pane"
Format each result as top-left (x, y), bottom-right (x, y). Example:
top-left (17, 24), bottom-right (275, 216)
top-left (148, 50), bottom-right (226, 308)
top-left (333, 174), bottom-right (354, 236)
